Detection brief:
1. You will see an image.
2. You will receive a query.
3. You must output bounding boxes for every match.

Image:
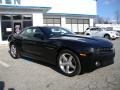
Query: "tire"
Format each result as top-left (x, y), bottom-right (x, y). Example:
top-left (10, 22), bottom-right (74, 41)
top-left (57, 50), bottom-right (81, 77)
top-left (104, 34), bottom-right (110, 40)
top-left (86, 33), bottom-right (90, 35)
top-left (10, 44), bottom-right (20, 59)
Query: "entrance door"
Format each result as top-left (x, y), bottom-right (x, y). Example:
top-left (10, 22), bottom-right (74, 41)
top-left (13, 21), bottom-right (22, 34)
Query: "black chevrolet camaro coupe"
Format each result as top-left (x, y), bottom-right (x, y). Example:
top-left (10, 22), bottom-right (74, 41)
top-left (8, 26), bottom-right (115, 76)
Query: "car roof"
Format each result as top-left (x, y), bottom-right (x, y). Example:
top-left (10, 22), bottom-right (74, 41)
top-left (27, 26), bottom-right (61, 28)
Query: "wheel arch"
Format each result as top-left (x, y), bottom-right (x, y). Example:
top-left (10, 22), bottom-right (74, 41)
top-left (104, 33), bottom-right (110, 37)
top-left (56, 46), bottom-right (80, 63)
top-left (86, 33), bottom-right (90, 35)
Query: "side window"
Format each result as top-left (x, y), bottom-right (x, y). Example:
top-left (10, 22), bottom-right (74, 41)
top-left (59, 28), bottom-right (69, 34)
top-left (97, 28), bottom-right (102, 31)
top-left (86, 28), bottom-right (89, 30)
top-left (20, 28), bottom-right (34, 37)
top-left (51, 28), bottom-right (61, 35)
top-left (20, 27), bottom-right (43, 37)
top-left (90, 28), bottom-right (97, 31)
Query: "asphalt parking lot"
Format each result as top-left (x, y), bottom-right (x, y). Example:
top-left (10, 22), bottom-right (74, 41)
top-left (0, 39), bottom-right (120, 90)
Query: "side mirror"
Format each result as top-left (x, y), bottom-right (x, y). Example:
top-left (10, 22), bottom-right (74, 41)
top-left (34, 33), bottom-right (45, 40)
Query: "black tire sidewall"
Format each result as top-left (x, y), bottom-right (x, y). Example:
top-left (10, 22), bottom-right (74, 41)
top-left (104, 34), bottom-right (110, 39)
top-left (57, 50), bottom-right (81, 77)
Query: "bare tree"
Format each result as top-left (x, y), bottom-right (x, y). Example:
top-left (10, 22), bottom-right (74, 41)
top-left (114, 10), bottom-right (120, 24)
top-left (104, 18), bottom-right (112, 24)
top-left (96, 16), bottom-right (112, 24)
top-left (96, 16), bottom-right (105, 24)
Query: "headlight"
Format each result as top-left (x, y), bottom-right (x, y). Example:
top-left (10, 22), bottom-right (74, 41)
top-left (89, 48), bottom-right (100, 53)
top-left (89, 48), bottom-right (95, 52)
top-left (80, 47), bottom-right (95, 56)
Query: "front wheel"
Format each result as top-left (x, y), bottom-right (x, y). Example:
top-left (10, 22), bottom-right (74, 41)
top-left (10, 44), bottom-right (20, 59)
top-left (57, 50), bottom-right (81, 76)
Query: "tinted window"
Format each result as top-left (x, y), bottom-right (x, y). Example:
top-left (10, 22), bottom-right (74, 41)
top-left (20, 27), bottom-right (43, 37)
top-left (13, 15), bottom-right (22, 20)
top-left (2, 15), bottom-right (11, 20)
top-left (90, 28), bottom-right (98, 31)
top-left (90, 28), bottom-right (102, 31)
top-left (86, 28), bottom-right (90, 30)
top-left (23, 15), bottom-right (32, 20)
top-left (20, 28), bottom-right (35, 37)
top-left (1, 21), bottom-right (12, 40)
top-left (41, 27), bottom-right (74, 37)
top-left (23, 21), bottom-right (32, 28)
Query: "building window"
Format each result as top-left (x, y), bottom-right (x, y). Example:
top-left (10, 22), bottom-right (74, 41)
top-left (23, 15), bottom-right (32, 20)
top-left (1, 21), bottom-right (12, 40)
top-left (44, 18), bottom-right (61, 25)
top-left (66, 18), bottom-right (85, 24)
top-left (0, 0), bottom-right (2, 4)
top-left (78, 19), bottom-right (84, 24)
top-left (14, 0), bottom-right (21, 5)
top-left (2, 15), bottom-right (11, 20)
top-left (44, 18), bottom-right (53, 24)
top-left (13, 15), bottom-right (22, 20)
top-left (66, 18), bottom-right (72, 24)
top-left (23, 21), bottom-right (32, 28)
top-left (83, 19), bottom-right (89, 24)
top-left (66, 18), bottom-right (90, 32)
top-left (5, 0), bottom-right (12, 4)
top-left (54, 18), bottom-right (61, 24)
top-left (1, 14), bottom-right (33, 41)
top-left (72, 19), bottom-right (78, 24)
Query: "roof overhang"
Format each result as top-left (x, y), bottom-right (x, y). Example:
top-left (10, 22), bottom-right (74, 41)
top-left (44, 13), bottom-right (96, 19)
top-left (0, 5), bottom-right (51, 13)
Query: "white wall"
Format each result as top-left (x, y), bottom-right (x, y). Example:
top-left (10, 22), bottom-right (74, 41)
top-left (33, 13), bottom-right (44, 26)
top-left (61, 17), bottom-right (66, 28)
top-left (0, 0), bottom-right (96, 15)
top-left (89, 19), bottom-right (94, 27)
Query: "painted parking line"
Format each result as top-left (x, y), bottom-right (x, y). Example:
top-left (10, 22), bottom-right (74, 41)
top-left (0, 60), bottom-right (10, 68)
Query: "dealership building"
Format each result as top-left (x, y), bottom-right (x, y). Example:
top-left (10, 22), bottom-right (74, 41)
top-left (0, 0), bottom-right (97, 44)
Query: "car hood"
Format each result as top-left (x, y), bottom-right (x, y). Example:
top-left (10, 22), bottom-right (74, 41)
top-left (50, 34), bottom-right (113, 48)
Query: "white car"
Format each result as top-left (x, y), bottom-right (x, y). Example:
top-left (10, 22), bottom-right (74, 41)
top-left (84, 27), bottom-right (120, 40)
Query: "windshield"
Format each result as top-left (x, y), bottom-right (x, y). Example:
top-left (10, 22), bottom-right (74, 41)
top-left (102, 28), bottom-right (113, 31)
top-left (41, 27), bottom-right (74, 37)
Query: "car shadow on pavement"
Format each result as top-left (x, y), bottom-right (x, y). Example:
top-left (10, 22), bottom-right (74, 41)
top-left (21, 56), bottom-right (63, 75)
top-left (0, 81), bottom-right (15, 90)
top-left (8, 50), bottom-right (62, 75)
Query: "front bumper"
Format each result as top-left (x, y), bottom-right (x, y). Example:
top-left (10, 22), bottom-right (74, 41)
top-left (80, 50), bottom-right (115, 72)
top-left (110, 34), bottom-right (120, 39)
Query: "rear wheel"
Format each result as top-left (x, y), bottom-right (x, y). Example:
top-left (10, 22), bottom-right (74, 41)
top-left (86, 33), bottom-right (90, 35)
top-left (10, 44), bottom-right (20, 59)
top-left (104, 34), bottom-right (110, 39)
top-left (57, 50), bottom-right (81, 76)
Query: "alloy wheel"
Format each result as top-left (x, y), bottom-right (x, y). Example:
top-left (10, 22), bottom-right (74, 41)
top-left (59, 53), bottom-right (77, 74)
top-left (10, 45), bottom-right (17, 58)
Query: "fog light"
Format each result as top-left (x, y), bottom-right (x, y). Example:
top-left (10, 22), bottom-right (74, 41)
top-left (95, 61), bottom-right (101, 67)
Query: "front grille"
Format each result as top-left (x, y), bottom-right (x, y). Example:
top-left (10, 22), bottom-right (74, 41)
top-left (95, 48), bottom-right (113, 53)
top-left (99, 48), bottom-right (113, 52)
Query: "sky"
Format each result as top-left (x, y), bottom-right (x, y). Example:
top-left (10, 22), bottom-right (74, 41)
top-left (97, 0), bottom-right (120, 20)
